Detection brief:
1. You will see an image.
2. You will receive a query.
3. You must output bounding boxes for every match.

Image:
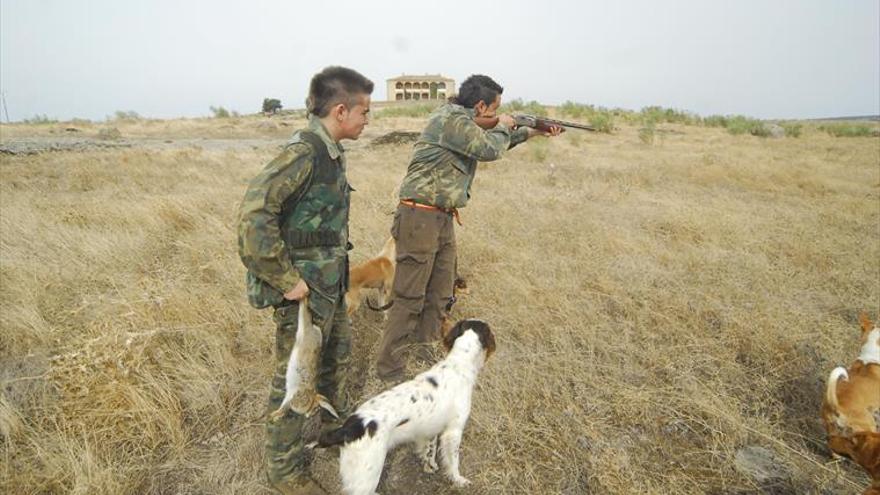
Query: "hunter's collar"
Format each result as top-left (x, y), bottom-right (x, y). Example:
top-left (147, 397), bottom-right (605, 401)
top-left (449, 103), bottom-right (476, 119)
top-left (307, 115), bottom-right (344, 159)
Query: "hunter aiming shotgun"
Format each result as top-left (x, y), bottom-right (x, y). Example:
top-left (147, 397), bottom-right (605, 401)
top-left (474, 114), bottom-right (597, 133)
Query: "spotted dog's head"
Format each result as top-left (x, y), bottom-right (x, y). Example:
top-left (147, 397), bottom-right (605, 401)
top-left (442, 319), bottom-right (496, 360)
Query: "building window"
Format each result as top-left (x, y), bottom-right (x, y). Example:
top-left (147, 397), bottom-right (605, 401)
top-left (438, 82), bottom-right (446, 89)
top-left (396, 93), bottom-right (403, 100)
top-left (404, 82), bottom-right (412, 89)
top-left (421, 82), bottom-right (429, 89)
top-left (421, 92), bottom-right (429, 99)
top-left (395, 82), bottom-right (403, 89)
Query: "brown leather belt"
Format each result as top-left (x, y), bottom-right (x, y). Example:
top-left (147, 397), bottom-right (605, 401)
top-left (400, 200), bottom-right (462, 226)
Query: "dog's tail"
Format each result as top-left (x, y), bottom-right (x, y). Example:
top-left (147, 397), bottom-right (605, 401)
top-left (378, 236), bottom-right (395, 261)
top-left (825, 367), bottom-right (849, 411)
top-left (307, 414), bottom-right (378, 450)
top-left (366, 297), bottom-right (393, 312)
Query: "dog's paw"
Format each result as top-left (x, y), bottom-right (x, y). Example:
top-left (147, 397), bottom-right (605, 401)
top-left (451, 475), bottom-right (471, 488)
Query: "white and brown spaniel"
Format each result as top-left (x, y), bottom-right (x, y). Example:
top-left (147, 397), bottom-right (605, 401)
top-left (312, 318), bottom-right (495, 495)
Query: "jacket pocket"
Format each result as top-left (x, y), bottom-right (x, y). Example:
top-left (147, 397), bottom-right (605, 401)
top-left (246, 271), bottom-right (285, 309)
top-left (449, 157), bottom-right (470, 176)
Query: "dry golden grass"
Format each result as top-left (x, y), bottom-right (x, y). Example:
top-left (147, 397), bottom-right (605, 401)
top-left (1, 115), bottom-right (878, 494)
top-left (0, 114), bottom-right (306, 140)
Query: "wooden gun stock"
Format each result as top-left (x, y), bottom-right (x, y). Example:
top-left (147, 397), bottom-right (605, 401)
top-left (474, 116), bottom-right (502, 130)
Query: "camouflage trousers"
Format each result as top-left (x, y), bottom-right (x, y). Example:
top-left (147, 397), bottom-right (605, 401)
top-left (265, 294), bottom-right (351, 488)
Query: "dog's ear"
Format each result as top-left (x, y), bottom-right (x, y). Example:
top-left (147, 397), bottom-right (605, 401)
top-left (859, 312), bottom-right (874, 334)
top-left (468, 320), bottom-right (496, 360)
top-left (442, 320), bottom-right (467, 352)
top-left (440, 316), bottom-right (454, 340)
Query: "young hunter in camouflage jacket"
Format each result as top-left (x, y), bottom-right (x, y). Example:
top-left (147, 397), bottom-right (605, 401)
top-left (376, 74), bottom-right (561, 381)
top-left (237, 66), bottom-right (372, 495)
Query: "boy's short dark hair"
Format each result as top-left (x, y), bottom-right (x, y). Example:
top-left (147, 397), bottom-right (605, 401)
top-left (306, 66), bottom-right (374, 117)
top-left (450, 75), bottom-right (503, 109)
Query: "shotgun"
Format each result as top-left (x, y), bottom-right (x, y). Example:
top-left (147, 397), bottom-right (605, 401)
top-left (474, 114), bottom-right (596, 133)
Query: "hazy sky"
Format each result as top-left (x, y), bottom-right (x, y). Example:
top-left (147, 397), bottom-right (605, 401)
top-left (1, 0), bottom-right (878, 122)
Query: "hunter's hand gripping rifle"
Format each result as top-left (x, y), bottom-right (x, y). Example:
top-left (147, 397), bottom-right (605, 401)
top-left (474, 114), bottom-right (596, 133)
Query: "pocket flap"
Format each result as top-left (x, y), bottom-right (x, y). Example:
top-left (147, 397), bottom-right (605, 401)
top-left (396, 252), bottom-right (430, 265)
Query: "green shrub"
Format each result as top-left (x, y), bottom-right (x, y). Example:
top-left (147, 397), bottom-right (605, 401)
top-left (521, 100), bottom-right (548, 117)
top-left (725, 115), bottom-right (767, 136)
top-left (640, 106), bottom-right (700, 125)
top-left (818, 123), bottom-right (878, 137)
top-left (639, 119), bottom-right (656, 145)
top-left (558, 101), bottom-right (595, 119)
top-left (613, 108), bottom-right (642, 125)
top-left (23, 114), bottom-right (57, 124)
top-left (113, 110), bottom-right (141, 121)
top-left (501, 98), bottom-right (526, 112)
top-left (781, 122), bottom-right (802, 138)
top-left (703, 115), bottom-right (728, 128)
top-left (749, 124), bottom-right (771, 138)
top-left (529, 139), bottom-right (548, 162)
top-left (501, 99), bottom-right (547, 116)
top-left (639, 115), bottom-right (657, 144)
top-left (375, 103), bottom-right (438, 119)
top-left (556, 102), bottom-right (615, 132)
top-left (590, 113), bottom-right (614, 133)
top-left (210, 106), bottom-right (230, 118)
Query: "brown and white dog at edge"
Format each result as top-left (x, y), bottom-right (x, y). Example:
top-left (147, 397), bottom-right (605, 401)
top-left (308, 319), bottom-right (496, 495)
top-left (821, 312), bottom-right (880, 494)
top-left (345, 237), bottom-right (396, 317)
top-left (269, 295), bottom-right (338, 421)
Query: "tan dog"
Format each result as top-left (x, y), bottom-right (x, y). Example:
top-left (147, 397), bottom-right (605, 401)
top-left (346, 237), bottom-right (395, 317)
top-left (822, 312), bottom-right (880, 493)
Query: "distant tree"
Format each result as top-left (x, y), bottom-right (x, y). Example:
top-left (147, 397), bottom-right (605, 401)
top-left (262, 98), bottom-right (282, 114)
top-left (210, 106), bottom-right (231, 118)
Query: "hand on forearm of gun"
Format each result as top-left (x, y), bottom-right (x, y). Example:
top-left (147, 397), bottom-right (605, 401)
top-left (527, 125), bottom-right (563, 138)
top-left (474, 113), bottom-right (593, 136)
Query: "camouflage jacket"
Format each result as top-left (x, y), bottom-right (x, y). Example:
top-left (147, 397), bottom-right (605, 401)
top-left (237, 116), bottom-right (352, 309)
top-left (397, 103), bottom-right (529, 209)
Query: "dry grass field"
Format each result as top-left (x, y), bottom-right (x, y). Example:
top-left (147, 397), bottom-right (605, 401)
top-left (1, 112), bottom-right (878, 494)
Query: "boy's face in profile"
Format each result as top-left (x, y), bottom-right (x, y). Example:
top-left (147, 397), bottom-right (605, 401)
top-left (338, 94), bottom-right (371, 140)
